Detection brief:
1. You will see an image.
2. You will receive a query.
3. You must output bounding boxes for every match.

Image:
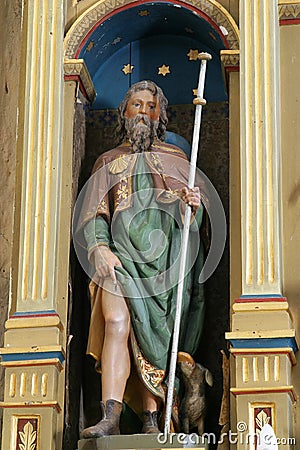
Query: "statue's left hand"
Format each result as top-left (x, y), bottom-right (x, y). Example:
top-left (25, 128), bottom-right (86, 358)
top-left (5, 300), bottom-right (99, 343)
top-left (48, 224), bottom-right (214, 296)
top-left (180, 187), bottom-right (201, 214)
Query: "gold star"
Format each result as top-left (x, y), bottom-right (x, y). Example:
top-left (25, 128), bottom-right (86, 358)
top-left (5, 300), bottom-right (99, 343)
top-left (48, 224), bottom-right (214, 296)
top-left (139, 10), bottom-right (150, 16)
top-left (87, 41), bottom-right (94, 52)
top-left (158, 64), bottom-right (170, 76)
top-left (193, 89), bottom-right (198, 96)
top-left (122, 64), bottom-right (134, 75)
top-left (187, 49), bottom-right (199, 61)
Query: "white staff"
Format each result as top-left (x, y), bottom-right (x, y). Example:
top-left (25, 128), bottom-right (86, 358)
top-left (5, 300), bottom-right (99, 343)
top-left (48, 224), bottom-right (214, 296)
top-left (164, 52), bottom-right (212, 435)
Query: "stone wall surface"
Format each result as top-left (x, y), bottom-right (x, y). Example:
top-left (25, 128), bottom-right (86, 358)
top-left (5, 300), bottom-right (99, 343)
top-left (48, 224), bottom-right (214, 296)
top-left (0, 0), bottom-right (23, 437)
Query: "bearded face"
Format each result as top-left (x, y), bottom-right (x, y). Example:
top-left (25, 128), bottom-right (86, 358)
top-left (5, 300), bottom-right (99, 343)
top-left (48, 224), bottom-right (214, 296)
top-left (124, 114), bottom-right (159, 153)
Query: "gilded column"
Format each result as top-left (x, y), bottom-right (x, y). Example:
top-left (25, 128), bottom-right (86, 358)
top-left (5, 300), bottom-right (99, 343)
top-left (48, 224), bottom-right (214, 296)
top-left (16, 0), bottom-right (65, 312)
top-left (240, 0), bottom-right (282, 296)
top-left (226, 2), bottom-right (297, 447)
top-left (0, 1), bottom-right (68, 449)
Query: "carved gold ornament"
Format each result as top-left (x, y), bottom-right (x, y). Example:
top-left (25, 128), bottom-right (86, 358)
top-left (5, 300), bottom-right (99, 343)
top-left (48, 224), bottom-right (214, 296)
top-left (255, 409), bottom-right (270, 435)
top-left (137, 354), bottom-right (165, 387)
top-left (18, 422), bottom-right (37, 450)
top-left (279, 3), bottom-right (300, 20)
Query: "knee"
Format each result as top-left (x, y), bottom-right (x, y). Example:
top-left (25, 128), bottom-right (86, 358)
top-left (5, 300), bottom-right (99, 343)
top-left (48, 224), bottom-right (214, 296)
top-left (105, 314), bottom-right (130, 339)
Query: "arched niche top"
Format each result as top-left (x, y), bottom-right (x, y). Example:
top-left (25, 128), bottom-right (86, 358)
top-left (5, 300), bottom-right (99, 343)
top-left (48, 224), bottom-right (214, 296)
top-left (64, 0), bottom-right (240, 59)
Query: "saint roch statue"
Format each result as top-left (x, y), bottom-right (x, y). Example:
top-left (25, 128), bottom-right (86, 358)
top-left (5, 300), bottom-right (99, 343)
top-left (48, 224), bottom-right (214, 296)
top-left (74, 80), bottom-right (206, 437)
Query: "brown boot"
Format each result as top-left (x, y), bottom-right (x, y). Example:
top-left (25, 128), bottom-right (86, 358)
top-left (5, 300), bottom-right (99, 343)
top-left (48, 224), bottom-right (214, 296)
top-left (81, 399), bottom-right (123, 439)
top-left (141, 410), bottom-right (160, 434)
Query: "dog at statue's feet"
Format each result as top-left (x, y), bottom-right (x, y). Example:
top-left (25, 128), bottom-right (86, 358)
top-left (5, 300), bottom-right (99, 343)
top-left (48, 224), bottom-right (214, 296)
top-left (177, 352), bottom-right (213, 435)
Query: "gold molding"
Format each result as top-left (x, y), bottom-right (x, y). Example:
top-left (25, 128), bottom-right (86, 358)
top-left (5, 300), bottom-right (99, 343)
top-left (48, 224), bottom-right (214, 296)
top-left (220, 49), bottom-right (240, 68)
top-left (0, 345), bottom-right (65, 370)
top-left (64, 58), bottom-right (96, 102)
top-left (1, 359), bottom-right (64, 371)
top-left (64, 0), bottom-right (239, 59)
top-left (232, 301), bottom-right (289, 312)
top-left (230, 347), bottom-right (297, 365)
top-left (231, 386), bottom-right (296, 402)
top-left (226, 329), bottom-right (296, 340)
top-left (0, 345), bottom-right (65, 355)
top-left (5, 316), bottom-right (63, 330)
top-left (0, 401), bottom-right (61, 413)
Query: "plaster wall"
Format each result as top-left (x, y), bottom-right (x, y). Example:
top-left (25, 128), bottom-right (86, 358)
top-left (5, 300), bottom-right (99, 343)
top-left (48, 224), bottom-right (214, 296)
top-left (280, 23), bottom-right (300, 442)
top-left (0, 0), bottom-right (23, 436)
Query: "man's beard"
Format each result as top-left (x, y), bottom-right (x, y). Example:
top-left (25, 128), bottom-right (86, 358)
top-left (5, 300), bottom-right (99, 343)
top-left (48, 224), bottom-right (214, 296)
top-left (124, 114), bottom-right (159, 153)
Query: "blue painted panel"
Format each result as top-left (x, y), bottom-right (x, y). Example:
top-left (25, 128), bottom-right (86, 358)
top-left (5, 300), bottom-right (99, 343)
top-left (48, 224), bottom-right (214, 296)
top-left (80, 2), bottom-right (225, 79)
top-left (80, 1), bottom-right (228, 109)
top-left (91, 37), bottom-right (226, 109)
top-left (229, 338), bottom-right (298, 353)
top-left (1, 352), bottom-right (65, 364)
top-left (92, 44), bottom-right (131, 109)
top-left (11, 310), bottom-right (57, 316)
top-left (131, 35), bottom-right (226, 104)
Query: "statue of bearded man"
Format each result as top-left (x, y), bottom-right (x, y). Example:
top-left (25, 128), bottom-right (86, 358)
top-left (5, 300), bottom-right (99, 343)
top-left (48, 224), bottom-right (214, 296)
top-left (78, 80), bottom-right (205, 438)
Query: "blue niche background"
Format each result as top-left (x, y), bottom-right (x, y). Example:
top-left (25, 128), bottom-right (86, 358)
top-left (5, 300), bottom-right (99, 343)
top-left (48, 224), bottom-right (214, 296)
top-left (78, 2), bottom-right (228, 109)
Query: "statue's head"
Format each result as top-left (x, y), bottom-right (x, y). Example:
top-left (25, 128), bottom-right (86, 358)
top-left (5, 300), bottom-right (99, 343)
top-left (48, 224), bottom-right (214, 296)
top-left (116, 80), bottom-right (168, 151)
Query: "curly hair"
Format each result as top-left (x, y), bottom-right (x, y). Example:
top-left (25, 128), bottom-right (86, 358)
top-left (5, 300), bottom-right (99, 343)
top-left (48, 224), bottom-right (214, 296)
top-left (116, 80), bottom-right (168, 144)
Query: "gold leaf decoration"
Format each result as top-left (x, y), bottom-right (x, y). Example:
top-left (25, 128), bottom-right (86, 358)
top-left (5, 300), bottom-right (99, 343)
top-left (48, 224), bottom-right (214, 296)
top-left (19, 421), bottom-right (37, 450)
top-left (255, 409), bottom-right (270, 435)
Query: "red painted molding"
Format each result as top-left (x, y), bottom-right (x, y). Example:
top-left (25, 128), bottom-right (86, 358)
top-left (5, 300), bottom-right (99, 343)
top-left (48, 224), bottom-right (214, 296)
top-left (235, 297), bottom-right (287, 303)
top-left (280, 19), bottom-right (300, 26)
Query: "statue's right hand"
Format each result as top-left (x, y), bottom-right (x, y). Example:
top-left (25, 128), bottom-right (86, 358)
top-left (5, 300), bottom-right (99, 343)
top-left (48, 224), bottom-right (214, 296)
top-left (92, 246), bottom-right (123, 285)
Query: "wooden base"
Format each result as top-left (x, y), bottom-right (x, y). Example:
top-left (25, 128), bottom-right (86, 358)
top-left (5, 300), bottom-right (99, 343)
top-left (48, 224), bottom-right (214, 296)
top-left (78, 433), bottom-right (208, 450)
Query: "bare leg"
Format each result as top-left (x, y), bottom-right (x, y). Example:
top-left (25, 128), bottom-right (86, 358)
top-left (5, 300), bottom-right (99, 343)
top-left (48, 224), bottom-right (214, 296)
top-left (141, 384), bottom-right (160, 412)
top-left (101, 278), bottom-right (131, 402)
top-left (132, 367), bottom-right (161, 412)
top-left (134, 374), bottom-right (162, 433)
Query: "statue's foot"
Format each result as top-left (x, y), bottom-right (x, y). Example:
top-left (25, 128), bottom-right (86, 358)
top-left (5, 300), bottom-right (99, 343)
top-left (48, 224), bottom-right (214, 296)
top-left (141, 410), bottom-right (160, 434)
top-left (81, 399), bottom-right (122, 439)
